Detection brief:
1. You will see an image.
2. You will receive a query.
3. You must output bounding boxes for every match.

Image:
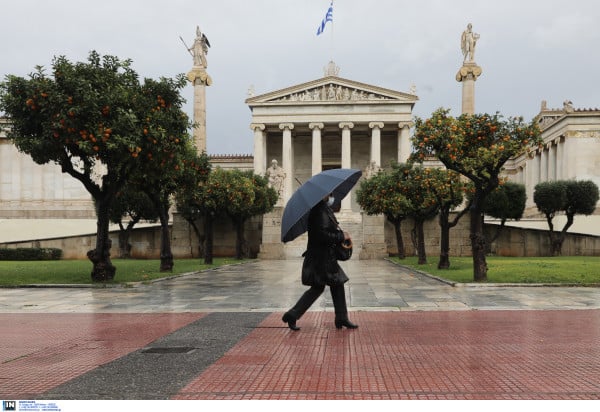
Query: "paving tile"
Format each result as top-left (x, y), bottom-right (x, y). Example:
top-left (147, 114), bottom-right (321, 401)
top-left (1, 259), bottom-right (600, 400)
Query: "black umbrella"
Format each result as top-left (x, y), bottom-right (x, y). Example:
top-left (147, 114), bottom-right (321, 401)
top-left (281, 168), bottom-right (362, 243)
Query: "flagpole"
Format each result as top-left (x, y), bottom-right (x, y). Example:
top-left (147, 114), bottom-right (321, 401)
top-left (330, 0), bottom-right (334, 61)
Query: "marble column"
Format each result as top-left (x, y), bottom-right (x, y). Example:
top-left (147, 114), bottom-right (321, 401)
top-left (556, 137), bottom-right (564, 180)
top-left (369, 122), bottom-right (383, 167)
top-left (339, 122), bottom-right (353, 211)
top-left (251, 123), bottom-right (266, 176)
top-left (455, 63), bottom-right (482, 115)
top-left (186, 68), bottom-right (212, 153)
top-left (397, 122), bottom-right (412, 163)
top-left (309, 122), bottom-right (324, 176)
top-left (280, 123), bottom-right (294, 204)
top-left (548, 142), bottom-right (556, 181)
top-left (534, 151), bottom-right (541, 185)
top-left (540, 147), bottom-right (548, 182)
top-left (525, 155), bottom-right (535, 210)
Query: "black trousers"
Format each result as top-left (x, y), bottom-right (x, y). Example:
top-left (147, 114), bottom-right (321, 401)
top-left (286, 284), bottom-right (349, 321)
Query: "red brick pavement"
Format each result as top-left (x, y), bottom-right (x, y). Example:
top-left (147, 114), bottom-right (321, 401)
top-left (0, 313), bottom-right (205, 398)
top-left (2, 310), bottom-right (600, 400)
top-left (175, 310), bottom-right (600, 400)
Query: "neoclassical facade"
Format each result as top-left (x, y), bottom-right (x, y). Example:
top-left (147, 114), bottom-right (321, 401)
top-left (245, 62), bottom-right (418, 258)
top-left (503, 100), bottom-right (600, 215)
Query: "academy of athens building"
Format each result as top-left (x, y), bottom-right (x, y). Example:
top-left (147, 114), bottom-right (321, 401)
top-left (1, 65), bottom-right (600, 258)
top-left (245, 62), bottom-right (416, 259)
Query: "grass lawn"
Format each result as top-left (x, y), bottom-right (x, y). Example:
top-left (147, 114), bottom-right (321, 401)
top-left (393, 256), bottom-right (600, 285)
top-left (0, 258), bottom-right (245, 286)
top-left (2, 256), bottom-right (600, 286)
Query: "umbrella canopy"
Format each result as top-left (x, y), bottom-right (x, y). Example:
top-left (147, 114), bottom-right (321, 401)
top-left (281, 168), bottom-right (362, 243)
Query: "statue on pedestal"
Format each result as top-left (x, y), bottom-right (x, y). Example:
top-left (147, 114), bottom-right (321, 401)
top-left (266, 159), bottom-right (286, 204)
top-left (182, 26), bottom-right (213, 85)
top-left (189, 26), bottom-right (210, 68)
top-left (461, 23), bottom-right (480, 63)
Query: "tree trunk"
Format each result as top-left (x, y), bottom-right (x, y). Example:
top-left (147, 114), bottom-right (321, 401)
top-left (410, 224), bottom-right (418, 256)
top-left (234, 218), bottom-right (247, 260)
top-left (416, 219), bottom-right (427, 265)
top-left (117, 227), bottom-right (130, 259)
top-left (544, 213), bottom-right (561, 256)
top-left (554, 213), bottom-right (575, 256)
top-left (204, 213), bottom-right (214, 265)
top-left (469, 205), bottom-right (488, 282)
top-left (88, 198), bottom-right (116, 281)
top-left (189, 219), bottom-right (205, 258)
top-left (438, 209), bottom-right (451, 269)
top-left (117, 218), bottom-right (138, 259)
top-left (391, 218), bottom-right (405, 259)
top-left (157, 204), bottom-right (173, 272)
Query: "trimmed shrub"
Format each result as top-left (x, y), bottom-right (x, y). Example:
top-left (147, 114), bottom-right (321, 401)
top-left (0, 248), bottom-right (63, 261)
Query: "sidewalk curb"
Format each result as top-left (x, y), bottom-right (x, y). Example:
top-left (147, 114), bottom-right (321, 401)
top-left (0, 261), bottom-right (252, 289)
top-left (385, 258), bottom-right (600, 288)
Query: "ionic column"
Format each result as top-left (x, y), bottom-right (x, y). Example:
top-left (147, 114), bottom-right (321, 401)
top-left (534, 151), bottom-right (541, 184)
top-left (548, 142), bottom-right (556, 181)
top-left (339, 122), bottom-right (354, 211)
top-left (397, 122), bottom-right (412, 163)
top-left (280, 123), bottom-right (294, 204)
top-left (251, 123), bottom-right (266, 176)
top-left (369, 122), bottom-right (384, 167)
top-left (309, 122), bottom-right (324, 176)
top-left (455, 63), bottom-right (482, 115)
top-left (540, 147), bottom-right (548, 182)
top-left (525, 155), bottom-right (535, 209)
top-left (556, 137), bottom-right (564, 180)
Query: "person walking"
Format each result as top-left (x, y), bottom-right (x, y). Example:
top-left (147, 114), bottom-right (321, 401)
top-left (282, 193), bottom-right (358, 331)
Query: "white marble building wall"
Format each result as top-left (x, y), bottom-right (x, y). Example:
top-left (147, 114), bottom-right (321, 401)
top-left (0, 139), bottom-right (94, 217)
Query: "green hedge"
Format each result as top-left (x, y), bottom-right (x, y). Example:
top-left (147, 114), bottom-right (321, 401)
top-left (0, 248), bottom-right (63, 261)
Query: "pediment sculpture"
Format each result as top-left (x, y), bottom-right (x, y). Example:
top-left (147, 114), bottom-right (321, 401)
top-left (268, 84), bottom-right (392, 103)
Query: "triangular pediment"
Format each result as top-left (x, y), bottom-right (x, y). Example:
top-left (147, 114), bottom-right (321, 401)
top-left (246, 76), bottom-right (417, 106)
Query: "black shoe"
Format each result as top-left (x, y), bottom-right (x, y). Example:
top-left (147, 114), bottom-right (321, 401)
top-left (282, 313), bottom-right (300, 331)
top-left (335, 319), bottom-right (358, 329)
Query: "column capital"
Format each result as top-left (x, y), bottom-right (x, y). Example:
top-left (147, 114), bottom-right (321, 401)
top-left (398, 121), bottom-right (413, 129)
top-left (279, 123), bottom-right (294, 131)
top-left (455, 63), bottom-right (483, 82)
top-left (309, 122), bottom-right (324, 130)
top-left (250, 123), bottom-right (265, 131)
top-left (339, 122), bottom-right (354, 130)
top-left (369, 122), bottom-right (384, 129)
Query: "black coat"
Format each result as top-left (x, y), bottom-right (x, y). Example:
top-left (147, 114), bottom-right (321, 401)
top-left (301, 200), bottom-right (349, 287)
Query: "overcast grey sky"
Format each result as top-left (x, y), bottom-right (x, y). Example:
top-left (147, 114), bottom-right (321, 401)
top-left (1, 0), bottom-right (599, 155)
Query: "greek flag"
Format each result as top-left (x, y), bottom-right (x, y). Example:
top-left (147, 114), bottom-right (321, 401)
top-left (316, 2), bottom-right (333, 35)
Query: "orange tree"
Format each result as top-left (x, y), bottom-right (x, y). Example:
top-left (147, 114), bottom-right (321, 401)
top-left (109, 184), bottom-right (158, 259)
top-left (173, 153), bottom-right (212, 260)
top-left (356, 164), bottom-right (413, 258)
top-left (411, 108), bottom-right (541, 281)
top-left (419, 167), bottom-right (470, 269)
top-left (226, 170), bottom-right (277, 259)
top-left (176, 168), bottom-right (249, 264)
top-left (136, 145), bottom-right (210, 272)
top-left (0, 51), bottom-right (193, 281)
top-left (399, 165), bottom-right (439, 264)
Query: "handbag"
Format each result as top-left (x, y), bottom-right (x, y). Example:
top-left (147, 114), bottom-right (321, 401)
top-left (335, 238), bottom-right (353, 261)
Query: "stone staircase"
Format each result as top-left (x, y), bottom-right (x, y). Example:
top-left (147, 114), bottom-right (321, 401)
top-left (282, 211), bottom-right (364, 260)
